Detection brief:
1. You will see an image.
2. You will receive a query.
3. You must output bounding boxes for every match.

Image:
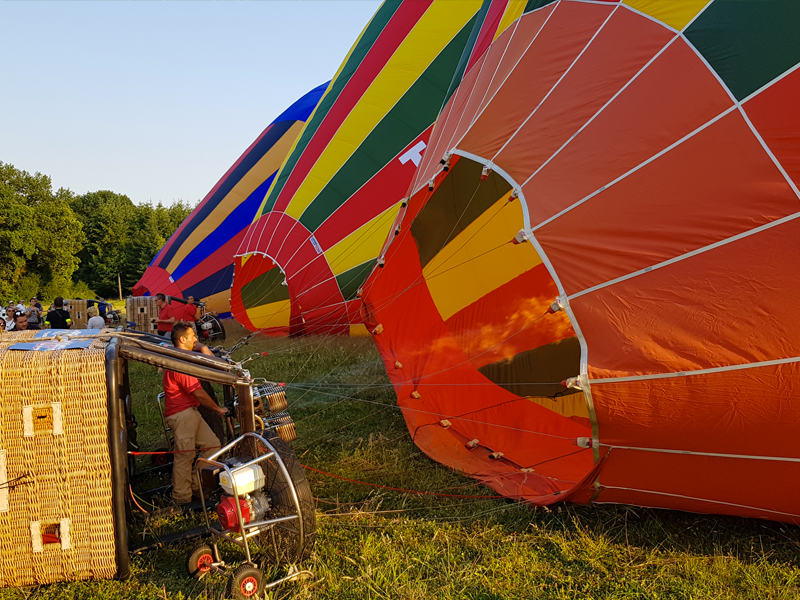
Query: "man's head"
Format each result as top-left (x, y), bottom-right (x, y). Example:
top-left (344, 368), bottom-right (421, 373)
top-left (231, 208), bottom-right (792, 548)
top-left (187, 295), bottom-right (195, 305)
top-left (171, 322), bottom-right (196, 350)
top-left (155, 293), bottom-right (166, 307)
top-left (13, 311), bottom-right (28, 330)
top-left (54, 296), bottom-right (64, 308)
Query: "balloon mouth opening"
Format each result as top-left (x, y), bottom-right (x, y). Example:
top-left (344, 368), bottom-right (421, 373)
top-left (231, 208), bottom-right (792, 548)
top-left (369, 155), bottom-right (595, 501)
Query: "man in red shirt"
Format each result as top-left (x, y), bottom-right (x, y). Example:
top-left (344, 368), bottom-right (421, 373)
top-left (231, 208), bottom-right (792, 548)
top-left (181, 295), bottom-right (198, 323)
top-left (164, 322), bottom-right (229, 505)
top-left (153, 293), bottom-right (176, 336)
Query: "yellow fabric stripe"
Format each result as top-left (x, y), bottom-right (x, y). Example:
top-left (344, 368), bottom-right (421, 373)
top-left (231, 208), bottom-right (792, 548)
top-left (200, 289), bottom-right (233, 316)
top-left (324, 202), bottom-right (402, 276)
top-left (494, 0), bottom-right (527, 41)
top-left (285, 0), bottom-right (482, 220)
top-left (528, 394), bottom-right (590, 422)
top-left (350, 323), bottom-right (370, 337)
top-left (167, 121), bottom-right (305, 272)
top-left (245, 299), bottom-right (291, 330)
top-left (623, 0), bottom-right (711, 31)
top-left (423, 193), bottom-right (541, 321)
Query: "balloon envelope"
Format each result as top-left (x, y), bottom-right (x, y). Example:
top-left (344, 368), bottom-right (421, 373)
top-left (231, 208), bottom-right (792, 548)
top-left (231, 0), bottom-right (510, 335)
top-left (363, 0), bottom-right (800, 523)
top-left (133, 83), bottom-right (328, 315)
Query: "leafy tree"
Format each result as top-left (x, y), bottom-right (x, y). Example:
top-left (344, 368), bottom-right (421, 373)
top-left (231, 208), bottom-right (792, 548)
top-left (0, 162), bottom-right (84, 302)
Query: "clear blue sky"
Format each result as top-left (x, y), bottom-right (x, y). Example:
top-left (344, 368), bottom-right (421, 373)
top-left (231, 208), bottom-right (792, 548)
top-left (1, 1), bottom-right (382, 205)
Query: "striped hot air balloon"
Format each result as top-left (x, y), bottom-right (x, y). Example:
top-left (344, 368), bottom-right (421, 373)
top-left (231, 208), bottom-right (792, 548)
top-left (133, 83), bottom-right (327, 316)
top-left (231, 0), bottom-right (528, 335)
top-left (362, 0), bottom-right (800, 523)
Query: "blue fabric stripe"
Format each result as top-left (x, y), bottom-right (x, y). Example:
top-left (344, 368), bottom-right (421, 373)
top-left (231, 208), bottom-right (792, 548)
top-left (157, 119), bottom-right (296, 268)
top-left (181, 264), bottom-right (235, 301)
top-left (273, 81), bottom-right (329, 124)
top-left (172, 172), bottom-right (277, 280)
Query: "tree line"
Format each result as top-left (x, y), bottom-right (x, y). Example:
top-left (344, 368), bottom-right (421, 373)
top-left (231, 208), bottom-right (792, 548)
top-left (0, 161), bottom-right (192, 303)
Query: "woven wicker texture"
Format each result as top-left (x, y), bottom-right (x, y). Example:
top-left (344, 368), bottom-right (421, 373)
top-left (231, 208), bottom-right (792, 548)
top-left (0, 332), bottom-right (117, 586)
top-left (126, 296), bottom-right (159, 333)
top-left (65, 300), bottom-right (88, 329)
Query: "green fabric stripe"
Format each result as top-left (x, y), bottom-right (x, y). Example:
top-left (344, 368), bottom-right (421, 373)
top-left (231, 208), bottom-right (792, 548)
top-left (299, 16), bottom-right (478, 233)
top-left (442, 0), bottom-right (493, 106)
top-left (685, 0), bottom-right (800, 101)
top-left (259, 0), bottom-right (403, 216)
top-left (477, 336), bottom-right (582, 399)
top-left (411, 157), bottom-right (512, 270)
top-left (240, 266), bottom-right (289, 309)
top-left (335, 259), bottom-right (375, 301)
top-left (523, 0), bottom-right (557, 15)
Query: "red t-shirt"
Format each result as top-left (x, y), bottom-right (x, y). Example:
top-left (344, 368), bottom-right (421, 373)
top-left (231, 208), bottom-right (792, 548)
top-left (177, 303), bottom-right (197, 322)
top-left (163, 370), bottom-right (201, 416)
top-left (158, 304), bottom-right (175, 332)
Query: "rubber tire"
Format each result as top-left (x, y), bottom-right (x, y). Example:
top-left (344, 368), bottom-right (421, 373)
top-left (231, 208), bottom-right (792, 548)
top-left (187, 544), bottom-right (214, 579)
top-left (226, 564), bottom-right (263, 599)
top-left (234, 432), bottom-right (316, 565)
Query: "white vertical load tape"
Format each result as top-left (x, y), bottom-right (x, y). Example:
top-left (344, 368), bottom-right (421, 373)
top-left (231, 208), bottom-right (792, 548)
top-left (0, 450), bottom-right (7, 512)
top-left (59, 518), bottom-right (71, 550)
top-left (22, 406), bottom-right (34, 437)
top-left (30, 521), bottom-right (43, 553)
top-left (51, 402), bottom-right (63, 436)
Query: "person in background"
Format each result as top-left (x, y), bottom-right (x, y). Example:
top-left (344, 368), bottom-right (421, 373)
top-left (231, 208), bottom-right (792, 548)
top-left (153, 293), bottom-right (176, 337)
top-left (4, 306), bottom-right (16, 331)
top-left (163, 322), bottom-right (228, 505)
top-left (87, 306), bottom-right (106, 329)
top-left (45, 297), bottom-right (72, 329)
top-left (26, 297), bottom-right (41, 329)
top-left (15, 300), bottom-right (25, 313)
top-left (10, 310), bottom-right (32, 331)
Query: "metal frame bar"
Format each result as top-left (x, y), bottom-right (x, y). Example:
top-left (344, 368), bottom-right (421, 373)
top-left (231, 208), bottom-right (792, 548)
top-left (195, 432), bottom-right (305, 565)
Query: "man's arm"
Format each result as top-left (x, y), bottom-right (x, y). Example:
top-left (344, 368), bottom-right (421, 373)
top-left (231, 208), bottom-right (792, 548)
top-left (192, 387), bottom-right (228, 414)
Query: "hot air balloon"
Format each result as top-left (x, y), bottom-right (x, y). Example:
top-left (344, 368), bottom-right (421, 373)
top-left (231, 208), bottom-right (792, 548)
top-left (361, 0), bottom-right (800, 523)
top-left (231, 0), bottom-right (524, 335)
top-left (133, 83), bottom-right (328, 316)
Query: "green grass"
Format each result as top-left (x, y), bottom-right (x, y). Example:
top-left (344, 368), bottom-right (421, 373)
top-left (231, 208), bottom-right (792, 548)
top-left (3, 327), bottom-right (799, 599)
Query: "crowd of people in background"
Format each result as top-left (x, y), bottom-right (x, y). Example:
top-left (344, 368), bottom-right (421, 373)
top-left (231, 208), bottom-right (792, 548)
top-left (3, 292), bottom-right (207, 334)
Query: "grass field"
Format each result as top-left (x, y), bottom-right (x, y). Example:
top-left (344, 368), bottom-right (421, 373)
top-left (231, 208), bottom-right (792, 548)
top-left (2, 324), bottom-right (799, 599)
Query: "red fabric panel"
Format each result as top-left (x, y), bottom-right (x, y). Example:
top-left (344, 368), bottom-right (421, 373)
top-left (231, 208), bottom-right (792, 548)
top-left (464, 0), bottom-right (508, 75)
top-left (461, 1), bottom-right (614, 160)
top-left (494, 8), bottom-right (674, 184)
top-left (300, 302), bottom-right (350, 336)
top-left (315, 127), bottom-right (432, 248)
top-left (443, 263), bottom-right (573, 369)
top-left (538, 110), bottom-right (799, 296)
top-left (592, 362), bottom-right (800, 459)
top-left (522, 39), bottom-right (734, 227)
top-left (364, 208), bottom-right (594, 500)
top-left (273, 1), bottom-right (433, 212)
top-left (411, 6), bottom-right (551, 195)
top-left (472, 4), bottom-right (558, 130)
top-left (448, 25), bottom-right (514, 154)
top-left (574, 216), bottom-right (800, 377)
top-left (595, 449), bottom-right (800, 524)
top-left (237, 211), bottom-right (271, 256)
top-left (744, 66), bottom-right (800, 191)
top-left (264, 213), bottom-right (301, 264)
top-left (134, 266), bottom-right (181, 298)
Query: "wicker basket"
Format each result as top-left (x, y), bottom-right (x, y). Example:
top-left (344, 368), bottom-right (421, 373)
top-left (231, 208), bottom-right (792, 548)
top-left (125, 296), bottom-right (159, 334)
top-left (65, 299), bottom-right (88, 329)
top-left (0, 331), bottom-right (123, 586)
